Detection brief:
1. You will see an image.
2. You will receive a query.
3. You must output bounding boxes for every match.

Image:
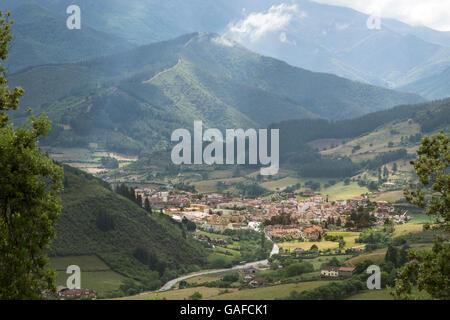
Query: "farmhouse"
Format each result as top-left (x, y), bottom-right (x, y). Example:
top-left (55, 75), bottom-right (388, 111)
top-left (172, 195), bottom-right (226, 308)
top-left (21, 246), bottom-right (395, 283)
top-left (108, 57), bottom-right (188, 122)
top-left (338, 267), bottom-right (355, 278)
top-left (249, 278), bottom-right (265, 288)
top-left (321, 266), bottom-right (340, 278)
top-left (321, 266), bottom-right (355, 279)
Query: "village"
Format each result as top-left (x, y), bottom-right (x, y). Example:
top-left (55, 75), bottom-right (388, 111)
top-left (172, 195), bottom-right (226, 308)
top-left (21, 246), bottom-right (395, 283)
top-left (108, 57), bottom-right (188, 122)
top-left (134, 187), bottom-right (411, 242)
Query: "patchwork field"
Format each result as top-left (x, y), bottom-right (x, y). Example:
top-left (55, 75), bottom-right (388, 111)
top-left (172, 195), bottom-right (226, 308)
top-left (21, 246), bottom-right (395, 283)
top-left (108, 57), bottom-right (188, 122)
top-left (320, 121), bottom-right (421, 162)
top-left (44, 147), bottom-right (137, 174)
top-left (209, 280), bottom-right (331, 300)
top-left (346, 289), bottom-right (393, 300)
top-left (372, 190), bottom-right (405, 202)
top-left (346, 249), bottom-right (387, 266)
top-left (322, 182), bottom-right (369, 201)
top-left (50, 255), bottom-right (126, 295)
top-left (301, 255), bottom-right (352, 270)
top-left (393, 223), bottom-right (425, 237)
top-left (120, 286), bottom-right (225, 300)
top-left (278, 232), bottom-right (363, 252)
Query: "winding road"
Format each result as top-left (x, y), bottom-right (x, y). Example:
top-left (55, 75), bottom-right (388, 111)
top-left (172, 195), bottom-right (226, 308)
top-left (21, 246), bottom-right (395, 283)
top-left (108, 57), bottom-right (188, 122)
top-left (159, 241), bottom-right (279, 291)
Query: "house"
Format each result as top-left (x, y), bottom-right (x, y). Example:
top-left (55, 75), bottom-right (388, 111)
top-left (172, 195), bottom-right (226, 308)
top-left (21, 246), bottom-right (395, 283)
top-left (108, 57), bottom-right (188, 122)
top-left (321, 266), bottom-right (340, 278)
top-left (383, 182), bottom-right (396, 188)
top-left (338, 267), bottom-right (355, 278)
top-left (345, 248), bottom-right (362, 254)
top-left (55, 287), bottom-right (97, 300)
top-left (294, 247), bottom-right (305, 254)
top-left (303, 225), bottom-right (323, 240)
top-left (243, 274), bottom-right (254, 283)
top-left (249, 277), bottom-right (265, 287)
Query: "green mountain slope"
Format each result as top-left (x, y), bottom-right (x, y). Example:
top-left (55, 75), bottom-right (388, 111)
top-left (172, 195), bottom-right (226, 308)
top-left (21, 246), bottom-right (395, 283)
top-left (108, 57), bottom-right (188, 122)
top-left (3, 3), bottom-right (131, 73)
top-left (269, 98), bottom-right (449, 177)
top-left (112, 99), bottom-right (449, 184)
top-left (8, 33), bottom-right (424, 155)
top-left (49, 165), bottom-right (207, 288)
top-left (400, 67), bottom-right (450, 99)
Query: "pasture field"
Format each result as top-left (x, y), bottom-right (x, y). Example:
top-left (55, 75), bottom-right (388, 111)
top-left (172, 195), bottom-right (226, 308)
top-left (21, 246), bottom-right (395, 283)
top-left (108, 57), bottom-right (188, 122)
top-left (408, 213), bottom-right (433, 224)
top-left (372, 190), bottom-right (405, 202)
top-left (347, 287), bottom-right (431, 300)
top-left (50, 255), bottom-right (110, 271)
top-left (277, 241), bottom-right (339, 251)
top-left (320, 121), bottom-right (420, 161)
top-left (260, 176), bottom-right (303, 191)
top-left (326, 231), bottom-right (362, 248)
top-left (193, 177), bottom-right (245, 193)
top-left (50, 255), bottom-right (126, 295)
top-left (185, 272), bottom-right (225, 285)
top-left (322, 182), bottom-right (369, 201)
top-left (120, 287), bottom-right (225, 300)
top-left (346, 249), bottom-right (387, 266)
top-left (209, 280), bottom-right (331, 300)
top-left (393, 223), bottom-right (424, 237)
top-left (278, 232), bottom-right (363, 253)
top-left (302, 255), bottom-right (352, 270)
top-left (44, 147), bottom-right (137, 174)
top-left (346, 289), bottom-right (393, 300)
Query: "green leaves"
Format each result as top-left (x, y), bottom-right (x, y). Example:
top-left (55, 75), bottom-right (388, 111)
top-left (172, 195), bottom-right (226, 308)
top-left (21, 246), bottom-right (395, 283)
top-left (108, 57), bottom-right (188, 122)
top-left (0, 10), bottom-right (63, 299)
top-left (394, 131), bottom-right (450, 300)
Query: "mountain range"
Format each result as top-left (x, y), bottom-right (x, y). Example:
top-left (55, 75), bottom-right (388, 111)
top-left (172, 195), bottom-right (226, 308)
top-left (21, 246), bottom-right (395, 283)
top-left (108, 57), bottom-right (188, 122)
top-left (8, 32), bottom-right (424, 155)
top-left (2, 0), bottom-right (450, 97)
top-left (1, 3), bottom-right (132, 73)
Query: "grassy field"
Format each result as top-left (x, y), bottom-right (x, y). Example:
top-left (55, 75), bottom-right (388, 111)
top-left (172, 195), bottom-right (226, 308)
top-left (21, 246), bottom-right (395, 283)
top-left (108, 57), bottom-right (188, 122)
top-left (302, 255), bottom-right (352, 270)
top-left (326, 232), bottom-right (362, 249)
top-left (209, 280), bottom-right (331, 300)
top-left (278, 232), bottom-right (363, 253)
top-left (185, 272), bottom-right (225, 285)
top-left (320, 121), bottom-right (421, 162)
top-left (260, 176), bottom-right (303, 191)
top-left (346, 249), bottom-right (387, 266)
top-left (372, 190), bottom-right (405, 202)
top-left (393, 223), bottom-right (425, 237)
top-left (347, 287), bottom-right (431, 300)
top-left (193, 177), bottom-right (245, 193)
top-left (408, 213), bottom-right (433, 224)
top-left (50, 255), bottom-right (126, 295)
top-left (346, 289), bottom-right (393, 300)
top-left (44, 147), bottom-right (137, 174)
top-left (120, 286), bottom-right (225, 300)
top-left (322, 182), bottom-right (369, 201)
top-left (278, 241), bottom-right (339, 251)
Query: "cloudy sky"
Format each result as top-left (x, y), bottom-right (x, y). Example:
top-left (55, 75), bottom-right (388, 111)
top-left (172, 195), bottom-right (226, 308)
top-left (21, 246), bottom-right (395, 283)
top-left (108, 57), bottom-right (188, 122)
top-left (312, 0), bottom-right (450, 31)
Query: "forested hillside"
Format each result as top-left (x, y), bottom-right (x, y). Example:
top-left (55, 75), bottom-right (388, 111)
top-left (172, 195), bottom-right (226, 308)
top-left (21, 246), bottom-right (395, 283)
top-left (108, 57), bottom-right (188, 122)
top-left (269, 98), bottom-right (450, 177)
top-left (49, 165), bottom-right (207, 289)
top-left (2, 3), bottom-right (131, 73)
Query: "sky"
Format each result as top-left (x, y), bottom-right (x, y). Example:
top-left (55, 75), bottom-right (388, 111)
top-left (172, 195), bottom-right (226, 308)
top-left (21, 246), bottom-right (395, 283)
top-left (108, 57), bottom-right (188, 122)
top-left (311, 0), bottom-right (450, 31)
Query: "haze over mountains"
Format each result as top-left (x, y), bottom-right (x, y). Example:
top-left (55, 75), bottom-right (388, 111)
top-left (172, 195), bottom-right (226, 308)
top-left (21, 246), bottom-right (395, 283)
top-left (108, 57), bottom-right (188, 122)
top-left (2, 0), bottom-right (450, 98)
top-left (2, 3), bottom-right (131, 73)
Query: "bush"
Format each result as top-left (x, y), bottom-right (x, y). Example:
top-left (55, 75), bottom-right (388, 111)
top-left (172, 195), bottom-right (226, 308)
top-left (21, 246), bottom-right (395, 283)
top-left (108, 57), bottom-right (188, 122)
top-left (283, 262), bottom-right (314, 277)
top-left (189, 292), bottom-right (203, 300)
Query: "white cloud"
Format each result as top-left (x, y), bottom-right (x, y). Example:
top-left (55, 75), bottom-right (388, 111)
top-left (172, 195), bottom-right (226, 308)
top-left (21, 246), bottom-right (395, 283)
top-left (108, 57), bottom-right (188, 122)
top-left (279, 32), bottom-right (297, 45)
top-left (312, 0), bottom-right (450, 31)
top-left (211, 36), bottom-right (235, 47)
top-left (226, 4), bottom-right (307, 42)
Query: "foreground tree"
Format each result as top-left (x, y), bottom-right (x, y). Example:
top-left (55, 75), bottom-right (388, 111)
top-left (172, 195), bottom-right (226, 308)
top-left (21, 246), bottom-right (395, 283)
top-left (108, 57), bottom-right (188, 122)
top-left (0, 10), bottom-right (63, 299)
top-left (393, 131), bottom-right (449, 300)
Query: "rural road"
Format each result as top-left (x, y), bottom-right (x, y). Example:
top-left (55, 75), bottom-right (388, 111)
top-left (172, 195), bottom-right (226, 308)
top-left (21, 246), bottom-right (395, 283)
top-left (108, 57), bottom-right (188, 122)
top-left (159, 241), bottom-right (279, 291)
